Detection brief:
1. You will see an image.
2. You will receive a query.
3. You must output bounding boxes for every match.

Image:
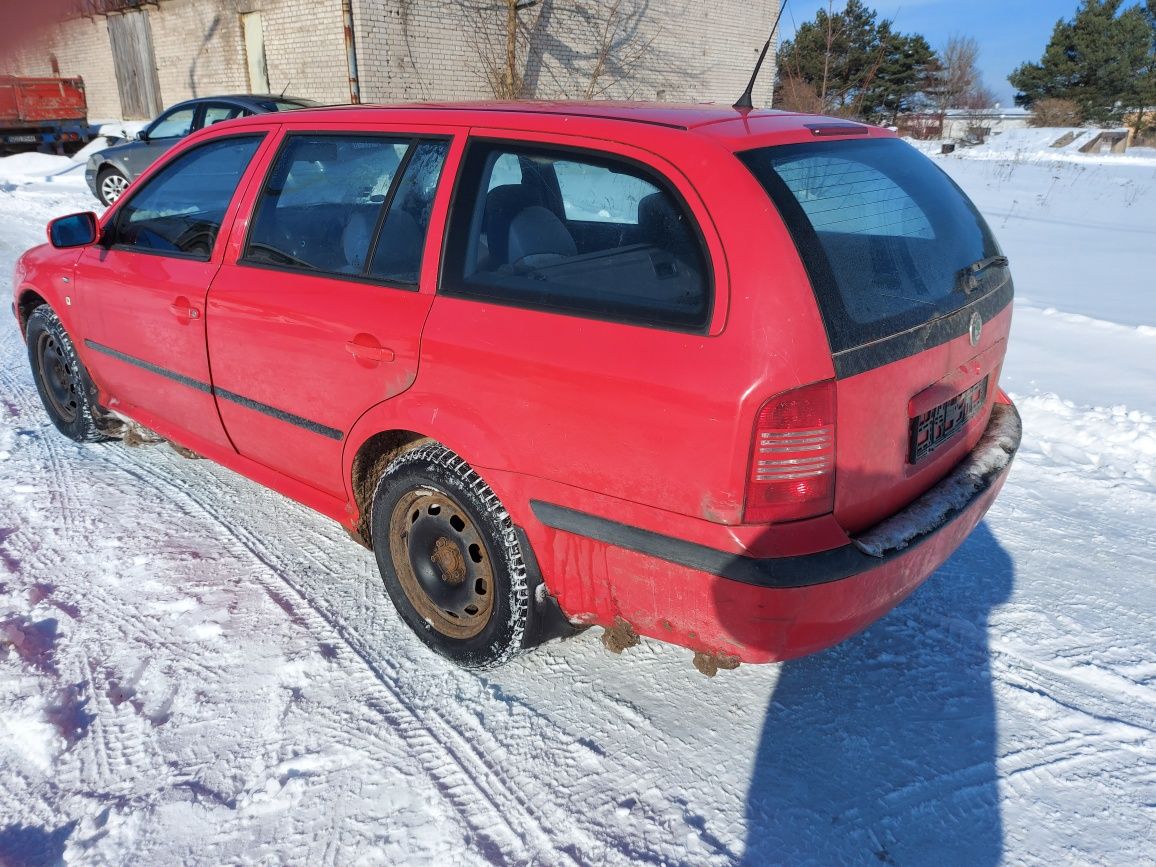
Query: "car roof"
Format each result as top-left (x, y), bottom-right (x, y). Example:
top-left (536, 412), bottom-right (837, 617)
top-left (212, 100), bottom-right (893, 149)
top-left (163, 94), bottom-right (314, 110)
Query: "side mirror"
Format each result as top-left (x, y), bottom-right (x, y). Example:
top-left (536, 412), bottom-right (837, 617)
top-left (137, 130), bottom-right (150, 142)
top-left (47, 212), bottom-right (99, 249)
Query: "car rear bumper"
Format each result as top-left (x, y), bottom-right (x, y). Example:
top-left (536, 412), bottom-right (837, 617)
top-left (530, 392), bottom-right (1021, 663)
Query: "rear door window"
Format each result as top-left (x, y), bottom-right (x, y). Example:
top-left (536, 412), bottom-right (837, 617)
top-left (442, 142), bottom-right (711, 331)
top-left (740, 138), bottom-right (1006, 352)
top-left (243, 134), bottom-right (447, 281)
top-left (202, 103), bottom-right (247, 127)
top-left (368, 141), bottom-right (448, 285)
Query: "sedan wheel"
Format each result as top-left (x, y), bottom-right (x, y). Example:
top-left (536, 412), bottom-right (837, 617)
top-left (98, 168), bottom-right (129, 205)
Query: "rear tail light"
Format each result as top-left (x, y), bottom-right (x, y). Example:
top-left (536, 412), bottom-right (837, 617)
top-left (744, 380), bottom-right (836, 523)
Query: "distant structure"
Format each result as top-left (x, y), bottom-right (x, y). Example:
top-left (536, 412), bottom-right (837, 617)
top-left (0, 0), bottom-right (778, 120)
top-left (900, 106), bottom-right (1031, 143)
top-left (940, 106), bottom-right (1031, 141)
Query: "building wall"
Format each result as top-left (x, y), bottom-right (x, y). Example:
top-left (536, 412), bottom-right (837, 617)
top-left (4, 0), bottom-right (775, 120)
top-left (0, 16), bottom-right (123, 119)
top-left (351, 0), bottom-right (778, 106)
top-left (144, 0), bottom-right (352, 107)
top-left (261, 0), bottom-right (350, 104)
top-left (148, 0), bottom-right (247, 105)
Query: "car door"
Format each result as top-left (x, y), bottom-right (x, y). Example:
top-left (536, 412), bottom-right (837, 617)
top-left (76, 130), bottom-right (274, 450)
top-left (205, 126), bottom-right (457, 497)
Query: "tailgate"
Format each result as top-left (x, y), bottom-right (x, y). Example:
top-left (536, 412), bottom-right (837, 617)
top-left (739, 136), bottom-right (1013, 531)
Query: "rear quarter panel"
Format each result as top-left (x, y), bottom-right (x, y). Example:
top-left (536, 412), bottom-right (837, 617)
top-left (361, 122), bottom-right (835, 537)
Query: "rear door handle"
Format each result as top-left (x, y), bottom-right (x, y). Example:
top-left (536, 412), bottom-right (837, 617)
top-left (345, 334), bottom-right (395, 363)
top-left (168, 297), bottom-right (200, 321)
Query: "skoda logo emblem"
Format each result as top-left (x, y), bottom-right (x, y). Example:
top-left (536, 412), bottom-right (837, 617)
top-left (968, 311), bottom-right (983, 346)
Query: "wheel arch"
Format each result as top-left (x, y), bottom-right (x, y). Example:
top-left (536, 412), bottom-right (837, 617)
top-left (342, 396), bottom-right (523, 545)
top-left (16, 288), bottom-right (49, 336)
top-left (347, 428), bottom-right (432, 547)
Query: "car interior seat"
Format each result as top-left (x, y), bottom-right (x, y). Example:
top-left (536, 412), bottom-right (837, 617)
top-left (507, 206), bottom-right (578, 269)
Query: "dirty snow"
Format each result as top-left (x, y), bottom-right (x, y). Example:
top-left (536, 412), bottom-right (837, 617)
top-left (1, 134), bottom-right (1155, 865)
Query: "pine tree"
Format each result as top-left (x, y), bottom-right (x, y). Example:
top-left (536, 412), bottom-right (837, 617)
top-left (1009, 0), bottom-right (1155, 126)
top-left (775, 0), bottom-right (936, 121)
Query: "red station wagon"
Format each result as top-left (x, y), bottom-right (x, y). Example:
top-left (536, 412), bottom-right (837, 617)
top-left (13, 102), bottom-right (1021, 672)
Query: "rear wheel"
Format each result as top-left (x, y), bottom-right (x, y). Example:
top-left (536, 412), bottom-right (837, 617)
top-left (371, 444), bottom-right (530, 669)
top-left (97, 166), bottom-right (129, 206)
top-left (26, 306), bottom-right (107, 443)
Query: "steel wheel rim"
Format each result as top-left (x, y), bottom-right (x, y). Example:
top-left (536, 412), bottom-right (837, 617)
top-left (389, 487), bottom-right (495, 640)
top-left (101, 174), bottom-right (128, 202)
top-left (36, 331), bottom-right (80, 423)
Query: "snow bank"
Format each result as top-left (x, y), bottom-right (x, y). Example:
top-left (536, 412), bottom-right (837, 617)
top-left (0, 153), bottom-right (75, 181)
top-left (0, 153), bottom-right (89, 192)
top-left (934, 154), bottom-right (1156, 328)
top-left (1013, 394), bottom-right (1155, 491)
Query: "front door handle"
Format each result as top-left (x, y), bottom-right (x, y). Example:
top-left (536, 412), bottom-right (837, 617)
top-left (345, 334), bottom-right (395, 363)
top-left (168, 297), bottom-right (200, 321)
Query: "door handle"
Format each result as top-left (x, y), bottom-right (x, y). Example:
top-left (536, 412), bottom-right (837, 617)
top-left (345, 334), bottom-right (395, 363)
top-left (168, 297), bottom-right (200, 321)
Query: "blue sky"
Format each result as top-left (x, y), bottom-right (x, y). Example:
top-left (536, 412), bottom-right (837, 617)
top-left (779, 0), bottom-right (1105, 106)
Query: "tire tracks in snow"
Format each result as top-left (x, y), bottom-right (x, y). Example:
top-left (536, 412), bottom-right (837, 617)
top-left (105, 442), bottom-right (601, 866)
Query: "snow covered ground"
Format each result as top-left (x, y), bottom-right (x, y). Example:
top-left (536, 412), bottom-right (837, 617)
top-left (0, 136), bottom-right (1154, 865)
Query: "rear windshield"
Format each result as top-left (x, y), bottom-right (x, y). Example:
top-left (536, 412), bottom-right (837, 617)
top-left (740, 138), bottom-right (1004, 353)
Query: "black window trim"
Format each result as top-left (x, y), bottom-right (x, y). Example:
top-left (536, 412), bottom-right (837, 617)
top-left (105, 131), bottom-right (268, 263)
top-left (438, 136), bottom-right (717, 335)
top-left (236, 129), bottom-right (453, 292)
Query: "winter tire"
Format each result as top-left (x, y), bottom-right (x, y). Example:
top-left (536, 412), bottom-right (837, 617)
top-left (26, 306), bottom-right (108, 443)
top-left (97, 166), bottom-right (130, 206)
top-left (371, 443), bottom-right (531, 669)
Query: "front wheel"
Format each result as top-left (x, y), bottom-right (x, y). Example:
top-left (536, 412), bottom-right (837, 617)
top-left (26, 306), bottom-right (108, 443)
top-left (371, 444), bottom-right (531, 669)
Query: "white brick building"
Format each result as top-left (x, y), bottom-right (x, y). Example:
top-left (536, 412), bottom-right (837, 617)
top-left (1, 0), bottom-right (777, 120)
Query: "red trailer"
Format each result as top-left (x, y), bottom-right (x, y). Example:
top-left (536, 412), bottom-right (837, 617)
top-left (0, 75), bottom-right (92, 153)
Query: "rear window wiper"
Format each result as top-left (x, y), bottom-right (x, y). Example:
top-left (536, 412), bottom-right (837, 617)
top-left (956, 255), bottom-right (1009, 294)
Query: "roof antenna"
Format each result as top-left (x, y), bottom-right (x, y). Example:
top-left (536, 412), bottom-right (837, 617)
top-left (733, 0), bottom-right (788, 110)
top-left (279, 79), bottom-right (292, 98)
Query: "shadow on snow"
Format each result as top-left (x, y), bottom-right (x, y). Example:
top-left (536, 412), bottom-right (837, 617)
top-left (740, 521), bottom-right (1013, 865)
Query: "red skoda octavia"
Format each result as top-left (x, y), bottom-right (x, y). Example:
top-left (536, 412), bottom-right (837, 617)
top-left (13, 103), bottom-right (1020, 670)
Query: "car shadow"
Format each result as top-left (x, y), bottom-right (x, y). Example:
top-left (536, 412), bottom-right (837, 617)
top-left (738, 521), bottom-right (1013, 865)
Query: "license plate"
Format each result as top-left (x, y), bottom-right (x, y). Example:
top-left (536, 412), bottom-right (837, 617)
top-left (909, 375), bottom-right (989, 463)
top-left (5, 135), bottom-right (38, 144)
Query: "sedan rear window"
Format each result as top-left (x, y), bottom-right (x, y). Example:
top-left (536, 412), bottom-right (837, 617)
top-left (740, 138), bottom-right (1005, 353)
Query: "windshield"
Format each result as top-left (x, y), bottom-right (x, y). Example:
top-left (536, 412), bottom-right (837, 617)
top-left (740, 138), bottom-right (1005, 353)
